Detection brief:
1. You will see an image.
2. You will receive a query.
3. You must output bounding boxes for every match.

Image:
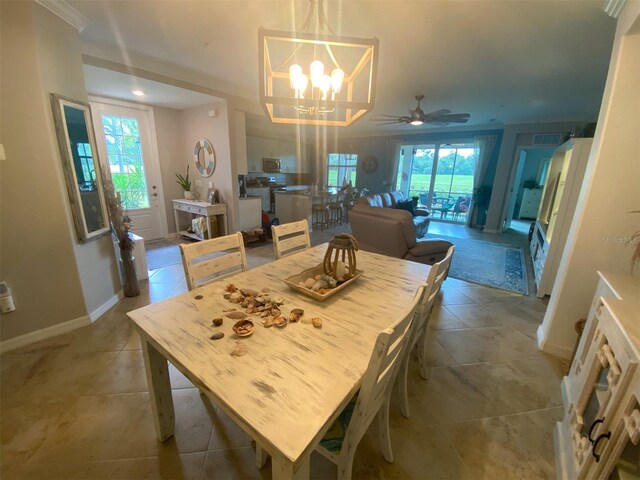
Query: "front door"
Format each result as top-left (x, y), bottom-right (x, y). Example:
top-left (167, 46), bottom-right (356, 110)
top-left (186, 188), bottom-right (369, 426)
top-left (91, 100), bottom-right (165, 240)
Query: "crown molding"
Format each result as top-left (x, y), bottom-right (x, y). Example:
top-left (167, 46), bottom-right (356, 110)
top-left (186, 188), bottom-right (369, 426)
top-left (35, 0), bottom-right (89, 32)
top-left (603, 0), bottom-right (626, 18)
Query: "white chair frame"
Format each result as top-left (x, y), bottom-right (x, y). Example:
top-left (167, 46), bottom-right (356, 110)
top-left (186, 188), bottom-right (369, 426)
top-left (271, 219), bottom-right (311, 259)
top-left (398, 245), bottom-right (455, 418)
top-left (313, 286), bottom-right (423, 479)
top-left (179, 232), bottom-right (247, 290)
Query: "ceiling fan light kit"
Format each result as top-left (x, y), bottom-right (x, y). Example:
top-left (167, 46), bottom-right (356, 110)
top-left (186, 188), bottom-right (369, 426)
top-left (373, 94), bottom-right (471, 127)
top-left (259, 0), bottom-right (379, 127)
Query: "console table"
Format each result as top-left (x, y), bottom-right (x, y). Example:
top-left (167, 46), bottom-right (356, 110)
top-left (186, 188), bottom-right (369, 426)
top-left (172, 200), bottom-right (227, 241)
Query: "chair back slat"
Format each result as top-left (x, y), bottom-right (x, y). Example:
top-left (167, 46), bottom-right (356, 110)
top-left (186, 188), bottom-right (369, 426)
top-left (180, 232), bottom-right (247, 290)
top-left (272, 220), bottom-right (311, 259)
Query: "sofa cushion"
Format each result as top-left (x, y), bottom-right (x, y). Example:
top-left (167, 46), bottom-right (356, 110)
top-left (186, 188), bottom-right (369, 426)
top-left (396, 199), bottom-right (415, 216)
top-left (379, 192), bottom-right (393, 208)
top-left (390, 191), bottom-right (404, 206)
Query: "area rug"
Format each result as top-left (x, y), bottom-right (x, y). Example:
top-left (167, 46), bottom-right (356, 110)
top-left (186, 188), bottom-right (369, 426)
top-left (145, 240), bottom-right (182, 270)
top-left (426, 234), bottom-right (529, 295)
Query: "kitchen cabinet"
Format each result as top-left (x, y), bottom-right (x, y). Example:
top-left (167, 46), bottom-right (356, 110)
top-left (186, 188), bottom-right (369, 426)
top-left (530, 138), bottom-right (592, 297)
top-left (555, 272), bottom-right (640, 480)
top-left (234, 111), bottom-right (248, 175)
top-left (245, 187), bottom-right (270, 212)
top-left (238, 197), bottom-right (262, 231)
top-left (246, 136), bottom-right (262, 172)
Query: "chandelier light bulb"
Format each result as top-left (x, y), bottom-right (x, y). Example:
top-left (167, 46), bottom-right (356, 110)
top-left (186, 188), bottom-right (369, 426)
top-left (295, 74), bottom-right (309, 98)
top-left (330, 68), bottom-right (344, 94)
top-left (319, 74), bottom-right (332, 99)
top-left (410, 120), bottom-right (424, 126)
top-left (289, 64), bottom-right (303, 89)
top-left (310, 60), bottom-right (324, 87)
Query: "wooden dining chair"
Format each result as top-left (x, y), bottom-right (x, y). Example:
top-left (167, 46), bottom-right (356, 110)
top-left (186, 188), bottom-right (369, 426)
top-left (179, 232), bottom-right (247, 290)
top-left (313, 287), bottom-right (423, 479)
top-left (397, 245), bottom-right (455, 418)
top-left (271, 219), bottom-right (311, 259)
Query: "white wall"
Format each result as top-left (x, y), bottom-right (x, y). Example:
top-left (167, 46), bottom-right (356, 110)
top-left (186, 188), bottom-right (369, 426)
top-left (538, 3), bottom-right (640, 357)
top-left (153, 106), bottom-right (183, 234)
top-left (178, 102), bottom-right (238, 233)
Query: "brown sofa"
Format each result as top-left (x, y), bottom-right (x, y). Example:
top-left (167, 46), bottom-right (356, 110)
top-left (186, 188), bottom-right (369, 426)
top-left (349, 198), bottom-right (454, 265)
top-left (355, 191), bottom-right (431, 237)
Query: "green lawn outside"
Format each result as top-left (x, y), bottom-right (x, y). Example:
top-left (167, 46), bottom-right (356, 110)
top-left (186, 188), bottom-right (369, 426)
top-left (408, 174), bottom-right (474, 198)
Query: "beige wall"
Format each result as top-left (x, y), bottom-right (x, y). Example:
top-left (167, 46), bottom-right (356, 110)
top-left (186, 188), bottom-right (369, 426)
top-left (178, 102), bottom-right (238, 233)
top-left (1, 1), bottom-right (85, 340)
top-left (153, 106), bottom-right (183, 234)
top-left (538, 3), bottom-right (640, 356)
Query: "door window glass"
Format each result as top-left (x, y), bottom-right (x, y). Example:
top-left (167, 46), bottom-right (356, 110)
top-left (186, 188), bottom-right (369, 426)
top-left (102, 114), bottom-right (149, 209)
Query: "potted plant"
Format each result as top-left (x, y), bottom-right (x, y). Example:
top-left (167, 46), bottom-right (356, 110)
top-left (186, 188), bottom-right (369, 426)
top-left (176, 165), bottom-right (194, 199)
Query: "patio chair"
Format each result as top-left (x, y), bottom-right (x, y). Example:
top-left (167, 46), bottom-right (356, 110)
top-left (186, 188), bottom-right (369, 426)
top-left (397, 245), bottom-right (455, 418)
top-left (271, 219), bottom-right (311, 259)
top-left (418, 192), bottom-right (429, 207)
top-left (452, 196), bottom-right (470, 221)
top-left (179, 232), bottom-right (247, 290)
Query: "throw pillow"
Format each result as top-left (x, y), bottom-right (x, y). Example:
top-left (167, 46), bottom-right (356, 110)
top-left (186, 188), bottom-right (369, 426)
top-left (396, 199), bottom-right (415, 216)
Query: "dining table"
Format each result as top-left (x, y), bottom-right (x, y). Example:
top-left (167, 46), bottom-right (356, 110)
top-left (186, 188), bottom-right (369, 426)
top-left (127, 244), bottom-right (431, 479)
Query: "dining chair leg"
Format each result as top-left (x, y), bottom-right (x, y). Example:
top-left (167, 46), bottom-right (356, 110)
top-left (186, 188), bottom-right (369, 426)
top-left (256, 444), bottom-right (268, 469)
top-left (377, 395), bottom-right (394, 463)
top-left (418, 329), bottom-right (430, 380)
top-left (398, 348), bottom-right (411, 418)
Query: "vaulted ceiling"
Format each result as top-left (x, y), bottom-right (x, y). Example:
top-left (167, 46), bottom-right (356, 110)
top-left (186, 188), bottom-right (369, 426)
top-left (75, 0), bottom-right (617, 135)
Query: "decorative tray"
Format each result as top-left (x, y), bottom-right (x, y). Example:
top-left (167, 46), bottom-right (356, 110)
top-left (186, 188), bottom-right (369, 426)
top-left (283, 265), bottom-right (363, 301)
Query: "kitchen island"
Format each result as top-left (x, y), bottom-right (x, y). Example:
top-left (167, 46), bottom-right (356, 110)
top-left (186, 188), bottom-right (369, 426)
top-left (274, 191), bottom-right (313, 230)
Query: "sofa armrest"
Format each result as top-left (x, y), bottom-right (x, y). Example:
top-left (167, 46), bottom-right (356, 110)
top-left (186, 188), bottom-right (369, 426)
top-left (414, 208), bottom-right (431, 217)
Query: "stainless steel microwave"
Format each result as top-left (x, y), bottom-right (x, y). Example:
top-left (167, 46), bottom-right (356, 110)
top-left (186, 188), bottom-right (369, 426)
top-left (263, 158), bottom-right (281, 173)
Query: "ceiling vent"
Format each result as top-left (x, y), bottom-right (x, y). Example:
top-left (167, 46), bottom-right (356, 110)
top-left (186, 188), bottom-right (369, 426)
top-left (532, 134), bottom-right (563, 146)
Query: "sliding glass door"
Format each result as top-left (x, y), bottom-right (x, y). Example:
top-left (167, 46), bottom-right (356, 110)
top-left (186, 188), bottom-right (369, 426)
top-left (398, 143), bottom-right (476, 223)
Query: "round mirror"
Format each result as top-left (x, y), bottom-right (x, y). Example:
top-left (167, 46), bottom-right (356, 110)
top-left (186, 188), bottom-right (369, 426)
top-left (193, 138), bottom-right (215, 177)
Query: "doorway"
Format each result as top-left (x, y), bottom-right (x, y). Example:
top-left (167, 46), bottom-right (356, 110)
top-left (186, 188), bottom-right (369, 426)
top-left (397, 143), bottom-right (476, 224)
top-left (502, 147), bottom-right (554, 231)
top-left (91, 99), bottom-right (167, 241)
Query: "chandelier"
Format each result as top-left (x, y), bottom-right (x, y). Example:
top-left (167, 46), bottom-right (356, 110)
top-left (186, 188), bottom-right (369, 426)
top-left (258, 0), bottom-right (379, 127)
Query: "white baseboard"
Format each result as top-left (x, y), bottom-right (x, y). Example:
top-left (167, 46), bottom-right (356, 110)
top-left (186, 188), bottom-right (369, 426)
top-left (537, 324), bottom-right (573, 359)
top-left (89, 290), bottom-right (124, 322)
top-left (0, 315), bottom-right (90, 353)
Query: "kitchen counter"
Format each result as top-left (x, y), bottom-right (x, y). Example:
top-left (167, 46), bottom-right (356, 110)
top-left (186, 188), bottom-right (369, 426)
top-left (274, 191), bottom-right (313, 230)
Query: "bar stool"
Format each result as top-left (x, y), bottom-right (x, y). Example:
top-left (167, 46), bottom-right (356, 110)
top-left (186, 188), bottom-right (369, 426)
top-left (328, 191), bottom-right (345, 226)
top-left (341, 189), bottom-right (357, 223)
top-left (312, 191), bottom-right (330, 230)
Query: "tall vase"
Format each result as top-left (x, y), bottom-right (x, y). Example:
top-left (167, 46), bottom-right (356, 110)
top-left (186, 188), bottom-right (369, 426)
top-left (120, 248), bottom-right (140, 297)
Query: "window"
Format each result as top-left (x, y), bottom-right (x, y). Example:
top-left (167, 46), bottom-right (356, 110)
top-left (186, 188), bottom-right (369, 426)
top-left (326, 153), bottom-right (358, 190)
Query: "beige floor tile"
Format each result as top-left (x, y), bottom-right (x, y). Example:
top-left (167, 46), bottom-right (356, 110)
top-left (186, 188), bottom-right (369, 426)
top-left (122, 330), bottom-right (141, 350)
top-left (443, 407), bottom-right (563, 480)
top-left (445, 303), bottom-right (505, 328)
top-left (91, 350), bottom-right (149, 395)
top-left (201, 447), bottom-right (268, 480)
top-left (1, 396), bottom-right (78, 465)
top-left (422, 330), bottom-right (458, 367)
top-left (508, 355), bottom-right (568, 407)
top-left (428, 305), bottom-right (467, 330)
top-left (455, 284), bottom-right (521, 303)
top-left (439, 287), bottom-right (475, 306)
top-left (208, 408), bottom-right (253, 451)
top-left (395, 361), bottom-right (559, 426)
top-left (436, 325), bottom-right (541, 364)
top-left (0, 349), bottom-right (62, 400)
top-left (148, 264), bottom-right (186, 283)
top-left (170, 362), bottom-right (196, 390)
top-left (66, 311), bottom-right (133, 353)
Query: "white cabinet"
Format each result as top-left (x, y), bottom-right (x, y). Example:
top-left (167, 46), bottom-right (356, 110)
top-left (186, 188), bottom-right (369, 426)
top-left (245, 187), bottom-right (270, 212)
top-left (238, 197), bottom-right (261, 231)
top-left (530, 139), bottom-right (592, 297)
top-left (234, 111), bottom-right (248, 175)
top-left (518, 188), bottom-right (542, 219)
top-left (246, 136), bottom-right (262, 172)
top-left (555, 272), bottom-right (640, 480)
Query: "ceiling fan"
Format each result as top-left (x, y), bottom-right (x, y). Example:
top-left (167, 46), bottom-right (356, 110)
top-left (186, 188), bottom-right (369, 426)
top-left (372, 95), bottom-right (470, 126)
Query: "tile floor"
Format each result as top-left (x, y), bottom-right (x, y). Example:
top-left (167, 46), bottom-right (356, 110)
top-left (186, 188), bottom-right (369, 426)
top-left (0, 222), bottom-right (567, 479)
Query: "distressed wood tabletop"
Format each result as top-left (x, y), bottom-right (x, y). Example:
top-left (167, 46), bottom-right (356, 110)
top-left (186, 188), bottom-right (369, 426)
top-left (128, 244), bottom-right (430, 467)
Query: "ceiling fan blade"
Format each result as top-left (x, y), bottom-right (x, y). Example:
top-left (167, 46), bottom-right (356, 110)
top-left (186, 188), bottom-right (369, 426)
top-left (377, 114), bottom-right (404, 118)
top-left (373, 121), bottom-right (404, 125)
top-left (423, 109), bottom-right (451, 119)
top-left (426, 113), bottom-right (470, 123)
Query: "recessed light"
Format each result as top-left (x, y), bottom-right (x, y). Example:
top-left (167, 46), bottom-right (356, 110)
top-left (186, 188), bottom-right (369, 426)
top-left (132, 90), bottom-right (145, 96)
